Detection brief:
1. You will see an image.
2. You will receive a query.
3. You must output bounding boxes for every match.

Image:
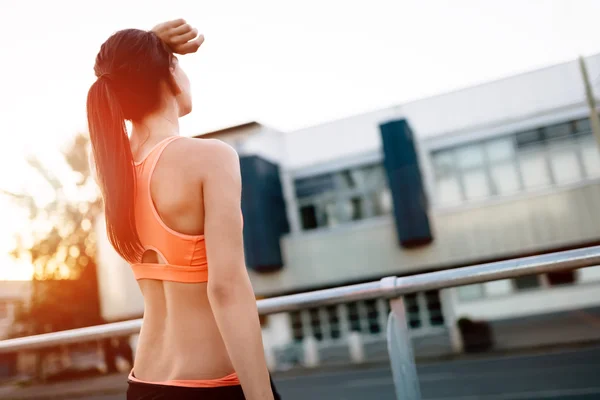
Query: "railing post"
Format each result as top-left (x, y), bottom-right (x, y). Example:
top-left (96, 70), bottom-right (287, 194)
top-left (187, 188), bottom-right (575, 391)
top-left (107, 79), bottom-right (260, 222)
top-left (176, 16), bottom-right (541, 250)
top-left (348, 331), bottom-right (365, 364)
top-left (381, 277), bottom-right (421, 400)
top-left (302, 336), bottom-right (320, 368)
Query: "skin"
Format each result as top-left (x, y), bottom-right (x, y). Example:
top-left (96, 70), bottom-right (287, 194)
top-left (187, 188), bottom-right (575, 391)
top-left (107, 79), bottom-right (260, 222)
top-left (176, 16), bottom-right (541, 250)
top-left (93, 20), bottom-right (273, 400)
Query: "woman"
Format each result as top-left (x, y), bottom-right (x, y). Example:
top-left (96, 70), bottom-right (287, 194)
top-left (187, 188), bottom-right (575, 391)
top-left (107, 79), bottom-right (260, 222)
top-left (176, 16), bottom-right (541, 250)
top-left (87, 19), bottom-right (279, 400)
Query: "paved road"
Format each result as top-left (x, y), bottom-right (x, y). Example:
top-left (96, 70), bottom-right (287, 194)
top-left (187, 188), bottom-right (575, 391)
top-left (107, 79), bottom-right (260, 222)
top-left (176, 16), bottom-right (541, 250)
top-left (270, 347), bottom-right (600, 400)
top-left (277, 346), bottom-right (600, 400)
top-left (11, 346), bottom-right (600, 399)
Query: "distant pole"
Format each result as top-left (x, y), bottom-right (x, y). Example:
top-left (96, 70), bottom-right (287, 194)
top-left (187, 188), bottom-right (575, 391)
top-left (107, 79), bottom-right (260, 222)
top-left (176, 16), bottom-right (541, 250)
top-left (579, 55), bottom-right (600, 151)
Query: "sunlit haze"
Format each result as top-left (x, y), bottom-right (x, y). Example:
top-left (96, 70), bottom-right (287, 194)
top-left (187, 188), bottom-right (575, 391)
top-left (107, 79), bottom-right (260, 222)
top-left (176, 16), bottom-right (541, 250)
top-left (1, 0), bottom-right (600, 279)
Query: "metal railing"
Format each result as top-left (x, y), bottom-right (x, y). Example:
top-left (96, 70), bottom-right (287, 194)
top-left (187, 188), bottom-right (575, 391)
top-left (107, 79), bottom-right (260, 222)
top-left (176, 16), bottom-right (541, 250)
top-left (2, 245), bottom-right (600, 399)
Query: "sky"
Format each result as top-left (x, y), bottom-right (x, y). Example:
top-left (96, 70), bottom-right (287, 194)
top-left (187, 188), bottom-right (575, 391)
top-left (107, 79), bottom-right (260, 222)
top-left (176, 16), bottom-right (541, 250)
top-left (1, 0), bottom-right (600, 279)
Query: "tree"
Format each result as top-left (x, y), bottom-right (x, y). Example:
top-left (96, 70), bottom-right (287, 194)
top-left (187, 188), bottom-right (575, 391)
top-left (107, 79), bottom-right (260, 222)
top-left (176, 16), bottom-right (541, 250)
top-left (5, 134), bottom-right (103, 335)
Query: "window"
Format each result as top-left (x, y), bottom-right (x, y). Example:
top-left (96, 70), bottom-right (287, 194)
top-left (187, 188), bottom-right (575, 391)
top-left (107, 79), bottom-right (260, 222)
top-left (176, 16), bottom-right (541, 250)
top-left (545, 123), bottom-right (582, 184)
top-left (300, 205), bottom-right (318, 230)
top-left (519, 146), bottom-right (551, 189)
top-left (545, 123), bottom-right (572, 141)
top-left (294, 163), bottom-right (390, 231)
top-left (288, 296), bottom-right (442, 343)
top-left (324, 199), bottom-right (354, 227)
top-left (432, 137), bottom-right (521, 203)
top-left (456, 144), bottom-right (491, 200)
top-left (309, 308), bottom-right (322, 340)
top-left (490, 162), bottom-right (520, 195)
top-left (326, 306), bottom-right (340, 339)
top-left (372, 189), bottom-right (393, 216)
top-left (295, 173), bottom-right (335, 198)
top-left (431, 118), bottom-right (600, 206)
top-left (364, 299), bottom-right (380, 334)
top-left (404, 294), bottom-right (421, 329)
top-left (547, 270), bottom-right (576, 286)
top-left (432, 151), bottom-right (456, 172)
top-left (290, 311), bottom-right (303, 342)
top-left (513, 275), bottom-right (541, 291)
top-left (486, 138), bottom-right (521, 195)
top-left (516, 129), bottom-right (543, 148)
top-left (289, 306), bottom-right (344, 342)
top-left (548, 145), bottom-right (582, 184)
top-left (425, 290), bottom-right (445, 326)
top-left (485, 138), bottom-right (514, 162)
top-left (432, 151), bottom-right (462, 206)
top-left (462, 170), bottom-right (490, 200)
top-left (456, 144), bottom-right (485, 169)
top-left (574, 118), bottom-right (591, 133)
top-left (457, 284), bottom-right (485, 301)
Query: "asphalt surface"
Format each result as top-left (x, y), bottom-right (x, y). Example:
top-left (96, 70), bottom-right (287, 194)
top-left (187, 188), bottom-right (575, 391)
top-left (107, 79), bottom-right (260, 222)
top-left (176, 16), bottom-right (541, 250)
top-left (10, 346), bottom-right (600, 400)
top-left (273, 345), bottom-right (600, 400)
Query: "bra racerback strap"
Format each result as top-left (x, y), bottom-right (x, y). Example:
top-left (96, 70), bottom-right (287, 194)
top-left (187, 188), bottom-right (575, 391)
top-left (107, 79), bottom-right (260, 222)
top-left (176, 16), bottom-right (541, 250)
top-left (146, 136), bottom-right (183, 172)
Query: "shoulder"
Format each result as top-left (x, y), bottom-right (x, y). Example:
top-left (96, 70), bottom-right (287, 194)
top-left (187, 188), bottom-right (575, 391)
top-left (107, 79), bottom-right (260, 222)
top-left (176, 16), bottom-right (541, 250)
top-left (176, 137), bottom-right (239, 164)
top-left (167, 137), bottom-right (240, 176)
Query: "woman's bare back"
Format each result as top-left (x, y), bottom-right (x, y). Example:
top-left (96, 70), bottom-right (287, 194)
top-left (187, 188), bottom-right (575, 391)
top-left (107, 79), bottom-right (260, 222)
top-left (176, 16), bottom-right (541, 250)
top-left (131, 137), bottom-right (235, 381)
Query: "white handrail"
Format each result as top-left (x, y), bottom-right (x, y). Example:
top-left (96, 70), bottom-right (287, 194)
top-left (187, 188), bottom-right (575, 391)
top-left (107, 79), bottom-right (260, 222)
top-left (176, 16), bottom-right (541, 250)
top-left (1, 245), bottom-right (599, 353)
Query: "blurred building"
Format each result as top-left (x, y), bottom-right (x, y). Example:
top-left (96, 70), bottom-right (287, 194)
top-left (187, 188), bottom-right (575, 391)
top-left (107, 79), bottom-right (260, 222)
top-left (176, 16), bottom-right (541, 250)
top-left (0, 281), bottom-right (30, 340)
top-left (0, 281), bottom-right (31, 378)
top-left (95, 54), bottom-right (600, 362)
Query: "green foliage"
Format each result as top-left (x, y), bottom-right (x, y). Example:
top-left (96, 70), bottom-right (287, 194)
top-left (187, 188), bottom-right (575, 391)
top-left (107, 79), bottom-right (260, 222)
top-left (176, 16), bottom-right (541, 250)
top-left (6, 134), bottom-right (104, 334)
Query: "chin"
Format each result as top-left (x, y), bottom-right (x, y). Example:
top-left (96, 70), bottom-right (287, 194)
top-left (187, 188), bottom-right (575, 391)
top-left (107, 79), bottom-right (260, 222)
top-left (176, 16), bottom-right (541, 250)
top-left (179, 104), bottom-right (192, 117)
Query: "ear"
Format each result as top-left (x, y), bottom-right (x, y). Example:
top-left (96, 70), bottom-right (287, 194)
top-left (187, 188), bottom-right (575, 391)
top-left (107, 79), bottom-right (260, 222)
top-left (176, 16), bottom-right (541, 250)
top-left (167, 66), bottom-right (182, 96)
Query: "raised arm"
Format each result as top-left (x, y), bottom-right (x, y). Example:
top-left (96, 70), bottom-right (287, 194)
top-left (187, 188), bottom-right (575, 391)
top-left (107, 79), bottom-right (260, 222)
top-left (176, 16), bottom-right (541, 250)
top-left (201, 140), bottom-right (274, 400)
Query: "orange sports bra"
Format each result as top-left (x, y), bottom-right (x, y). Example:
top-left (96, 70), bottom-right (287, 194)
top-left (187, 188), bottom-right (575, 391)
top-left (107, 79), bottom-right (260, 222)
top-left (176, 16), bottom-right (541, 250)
top-left (130, 136), bottom-right (209, 283)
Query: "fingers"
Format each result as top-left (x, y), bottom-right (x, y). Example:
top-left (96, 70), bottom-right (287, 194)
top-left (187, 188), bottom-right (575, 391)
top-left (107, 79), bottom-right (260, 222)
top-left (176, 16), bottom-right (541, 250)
top-left (170, 27), bottom-right (198, 45)
top-left (151, 19), bottom-right (204, 55)
top-left (169, 22), bottom-right (193, 37)
top-left (173, 34), bottom-right (205, 55)
top-left (152, 18), bottom-right (186, 35)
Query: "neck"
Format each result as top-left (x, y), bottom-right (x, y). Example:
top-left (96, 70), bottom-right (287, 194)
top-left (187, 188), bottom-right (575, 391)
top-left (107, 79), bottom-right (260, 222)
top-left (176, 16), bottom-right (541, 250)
top-left (131, 104), bottom-right (180, 144)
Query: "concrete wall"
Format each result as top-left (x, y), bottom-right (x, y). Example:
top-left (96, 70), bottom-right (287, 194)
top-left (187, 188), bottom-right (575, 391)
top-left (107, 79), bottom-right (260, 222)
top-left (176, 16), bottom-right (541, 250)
top-left (447, 264), bottom-right (600, 322)
top-left (448, 278), bottom-right (600, 321)
top-left (249, 181), bottom-right (600, 295)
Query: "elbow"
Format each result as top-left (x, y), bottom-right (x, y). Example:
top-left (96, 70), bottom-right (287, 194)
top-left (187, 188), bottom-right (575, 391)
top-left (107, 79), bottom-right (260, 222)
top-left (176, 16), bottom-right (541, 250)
top-left (207, 272), bottom-right (254, 307)
top-left (208, 279), bottom-right (241, 306)
top-left (208, 280), bottom-right (230, 303)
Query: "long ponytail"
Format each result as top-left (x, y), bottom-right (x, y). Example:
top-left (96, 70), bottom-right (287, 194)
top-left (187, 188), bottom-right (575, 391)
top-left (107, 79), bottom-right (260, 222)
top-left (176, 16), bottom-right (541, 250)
top-left (87, 76), bottom-right (143, 263)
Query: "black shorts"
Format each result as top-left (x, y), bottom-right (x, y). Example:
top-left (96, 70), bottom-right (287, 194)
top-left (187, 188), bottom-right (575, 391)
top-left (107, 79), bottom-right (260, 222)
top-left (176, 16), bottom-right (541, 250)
top-left (127, 375), bottom-right (282, 400)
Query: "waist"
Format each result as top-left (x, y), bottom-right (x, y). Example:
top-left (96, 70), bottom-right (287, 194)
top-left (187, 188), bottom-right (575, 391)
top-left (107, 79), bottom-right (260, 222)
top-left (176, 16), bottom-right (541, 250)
top-left (134, 308), bottom-right (234, 384)
top-left (128, 370), bottom-right (240, 388)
